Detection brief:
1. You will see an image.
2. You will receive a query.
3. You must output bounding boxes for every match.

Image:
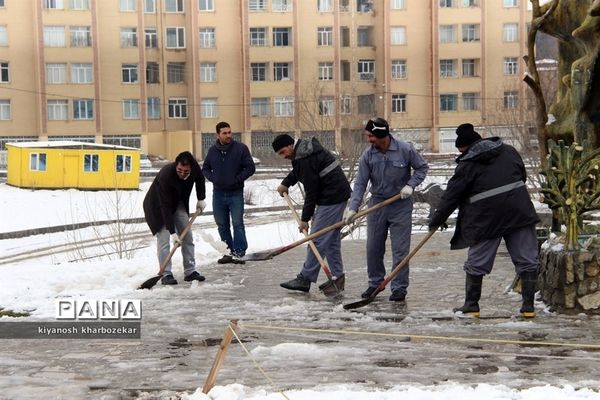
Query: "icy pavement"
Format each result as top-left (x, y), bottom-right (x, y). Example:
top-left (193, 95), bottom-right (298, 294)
top-left (2, 231), bottom-right (600, 399)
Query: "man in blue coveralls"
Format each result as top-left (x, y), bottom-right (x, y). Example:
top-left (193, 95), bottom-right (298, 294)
top-left (344, 117), bottom-right (429, 301)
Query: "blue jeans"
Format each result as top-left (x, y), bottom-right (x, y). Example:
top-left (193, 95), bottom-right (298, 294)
top-left (212, 189), bottom-right (248, 256)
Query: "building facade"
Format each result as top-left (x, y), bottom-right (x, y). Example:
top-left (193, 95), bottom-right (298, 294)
top-left (0, 0), bottom-right (533, 161)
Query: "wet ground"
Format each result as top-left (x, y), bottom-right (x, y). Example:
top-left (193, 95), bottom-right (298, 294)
top-left (2, 230), bottom-right (600, 399)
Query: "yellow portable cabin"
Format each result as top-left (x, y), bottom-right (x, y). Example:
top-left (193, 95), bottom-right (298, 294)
top-left (6, 141), bottom-right (141, 190)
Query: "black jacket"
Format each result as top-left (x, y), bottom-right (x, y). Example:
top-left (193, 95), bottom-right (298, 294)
top-left (281, 137), bottom-right (351, 221)
top-left (202, 140), bottom-right (256, 192)
top-left (430, 137), bottom-right (539, 249)
top-left (143, 160), bottom-right (205, 235)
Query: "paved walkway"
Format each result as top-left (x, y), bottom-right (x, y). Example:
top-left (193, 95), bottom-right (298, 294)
top-left (2, 231), bottom-right (600, 399)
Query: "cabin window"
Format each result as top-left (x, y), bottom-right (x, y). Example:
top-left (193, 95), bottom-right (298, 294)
top-left (30, 153), bottom-right (47, 171)
top-left (116, 154), bottom-right (132, 172)
top-left (84, 153), bottom-right (99, 172)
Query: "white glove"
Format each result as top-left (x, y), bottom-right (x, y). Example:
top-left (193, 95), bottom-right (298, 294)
top-left (343, 208), bottom-right (357, 225)
top-left (400, 185), bottom-right (414, 199)
top-left (277, 184), bottom-right (289, 197)
top-left (196, 200), bottom-right (206, 212)
top-left (171, 233), bottom-right (181, 247)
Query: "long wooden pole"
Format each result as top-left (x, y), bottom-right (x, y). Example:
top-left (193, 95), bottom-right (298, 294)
top-left (202, 320), bottom-right (238, 394)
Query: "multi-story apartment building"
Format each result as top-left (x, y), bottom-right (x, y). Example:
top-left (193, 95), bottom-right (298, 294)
top-left (0, 0), bottom-right (532, 161)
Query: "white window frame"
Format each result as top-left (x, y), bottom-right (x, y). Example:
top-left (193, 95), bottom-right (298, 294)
top-left (439, 0), bottom-right (454, 7)
top-left (168, 97), bottom-right (187, 119)
top-left (116, 154), bottom-right (132, 173)
top-left (45, 0), bottom-right (64, 9)
top-left (391, 59), bottom-right (407, 80)
top-left (248, 0), bottom-right (267, 11)
top-left (46, 63), bottom-right (67, 84)
top-left (462, 92), bottom-right (480, 110)
top-left (147, 62), bottom-right (160, 83)
top-left (318, 0), bottom-right (332, 12)
top-left (504, 57), bottom-right (518, 75)
top-left (122, 99), bottom-right (140, 119)
top-left (73, 99), bottom-right (94, 120)
top-left (272, 0), bottom-right (291, 12)
top-left (319, 96), bottom-right (335, 116)
top-left (166, 27), bottom-right (185, 49)
top-left (70, 0), bottom-right (90, 9)
top-left (201, 98), bottom-right (218, 118)
top-left (462, 58), bottom-right (477, 77)
top-left (439, 25), bottom-right (456, 43)
top-left (392, 94), bottom-right (407, 113)
top-left (147, 97), bottom-right (161, 119)
top-left (251, 97), bottom-right (269, 117)
top-left (340, 95), bottom-right (351, 115)
top-left (199, 0), bottom-right (214, 11)
top-left (273, 27), bottom-right (291, 47)
top-left (70, 26), bottom-right (91, 47)
top-left (30, 153), bottom-right (47, 171)
top-left (357, 60), bottom-right (375, 80)
top-left (503, 23), bottom-right (519, 42)
top-left (199, 27), bottom-right (215, 48)
top-left (273, 62), bottom-right (291, 81)
top-left (120, 28), bottom-right (137, 47)
top-left (462, 0), bottom-right (478, 6)
top-left (318, 62), bottom-right (334, 81)
top-left (391, 0), bottom-right (406, 10)
top-left (48, 99), bottom-right (68, 120)
top-left (317, 27), bottom-right (333, 46)
top-left (145, 28), bottom-right (158, 48)
top-left (462, 24), bottom-right (479, 42)
top-left (122, 63), bottom-right (139, 84)
top-left (120, 0), bottom-right (136, 12)
top-left (144, 0), bottom-right (156, 13)
top-left (44, 26), bottom-right (66, 47)
top-left (504, 91), bottom-right (518, 109)
top-left (0, 99), bottom-right (10, 120)
top-left (251, 62), bottom-right (267, 81)
top-left (165, 0), bottom-right (184, 13)
top-left (440, 59), bottom-right (457, 78)
top-left (83, 153), bottom-right (99, 172)
top-left (503, 0), bottom-right (518, 7)
top-left (440, 94), bottom-right (458, 112)
top-left (250, 27), bottom-right (267, 47)
top-left (274, 96), bottom-right (294, 117)
top-left (0, 26), bottom-right (8, 47)
top-left (0, 62), bottom-right (9, 83)
top-left (390, 26), bottom-right (406, 45)
top-left (167, 62), bottom-right (185, 83)
top-left (200, 62), bottom-right (217, 82)
top-left (71, 63), bottom-right (93, 84)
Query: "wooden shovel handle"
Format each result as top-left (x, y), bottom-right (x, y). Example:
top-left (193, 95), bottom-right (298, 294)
top-left (157, 209), bottom-right (202, 276)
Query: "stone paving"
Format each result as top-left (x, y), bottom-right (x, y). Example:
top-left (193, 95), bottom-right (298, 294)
top-left (2, 231), bottom-right (600, 399)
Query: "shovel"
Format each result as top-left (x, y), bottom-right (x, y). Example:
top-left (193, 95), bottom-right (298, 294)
top-left (283, 193), bottom-right (344, 297)
top-left (138, 209), bottom-right (202, 290)
top-left (244, 190), bottom-right (406, 262)
top-left (343, 229), bottom-right (436, 310)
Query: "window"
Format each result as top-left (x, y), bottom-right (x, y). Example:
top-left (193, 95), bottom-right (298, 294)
top-left (0, 62), bottom-right (8, 83)
top-left (391, 0), bottom-right (406, 10)
top-left (440, 94), bottom-right (458, 112)
top-left (116, 155), bottom-right (132, 173)
top-left (251, 97), bottom-right (269, 117)
top-left (199, 0), bottom-right (214, 11)
top-left (357, 26), bottom-right (372, 46)
top-left (166, 27), bottom-right (185, 48)
top-left (144, 0), bottom-right (156, 13)
top-left (123, 99), bottom-right (140, 119)
top-left (44, 26), bottom-right (65, 47)
top-left (340, 95), bottom-right (351, 114)
top-left (273, 62), bottom-right (291, 81)
top-left (167, 62), bottom-right (185, 83)
top-left (391, 59), bottom-right (407, 79)
top-left (340, 27), bottom-right (350, 46)
top-left (250, 27), bottom-right (267, 46)
top-left (391, 26), bottom-right (406, 45)
top-left (0, 26), bottom-right (6, 46)
top-left (357, 0), bottom-right (372, 12)
top-left (48, 99), bottom-right (68, 120)
top-left (249, 0), bottom-right (266, 11)
top-left (463, 0), bottom-right (478, 6)
top-left (45, 0), bottom-right (64, 9)
top-left (147, 97), bottom-right (160, 119)
top-left (440, 0), bottom-right (455, 7)
top-left (145, 28), bottom-right (158, 48)
top-left (120, 0), bottom-right (135, 12)
top-left (272, 0), bottom-right (291, 11)
top-left (503, 23), bottom-right (518, 42)
top-left (462, 24), bottom-right (479, 42)
top-left (30, 153), bottom-right (47, 171)
top-left (122, 64), bottom-right (139, 83)
top-left (357, 60), bottom-right (375, 80)
top-left (274, 96), bottom-right (294, 116)
top-left (439, 25), bottom-right (456, 43)
top-left (504, 57), bottom-right (518, 75)
top-left (73, 99), bottom-right (93, 120)
top-left (0, 99), bottom-right (10, 120)
top-left (199, 27), bottom-right (215, 48)
top-left (504, 91), bottom-right (518, 109)
top-left (120, 28), bottom-right (137, 47)
top-left (251, 63), bottom-right (267, 81)
top-left (0, 0), bottom-right (5, 7)
top-left (273, 27), bottom-right (291, 46)
top-left (440, 59), bottom-right (457, 78)
top-left (144, 63), bottom-right (159, 83)
top-left (70, 26), bottom-right (91, 47)
top-left (357, 95), bottom-right (374, 114)
top-left (165, 0), bottom-right (184, 12)
top-left (392, 94), bottom-right (406, 113)
top-left (83, 154), bottom-right (99, 172)
top-left (70, 0), bottom-right (90, 9)
top-left (46, 63), bottom-right (67, 84)
top-left (318, 62), bottom-right (333, 81)
top-left (71, 63), bottom-right (92, 83)
top-left (317, 27), bottom-right (333, 46)
top-left (201, 98), bottom-right (218, 118)
top-left (462, 58), bottom-right (478, 77)
top-left (503, 0), bottom-right (517, 7)
top-left (319, 97), bottom-right (334, 116)
top-left (168, 97), bottom-right (187, 118)
top-left (462, 92), bottom-right (480, 110)
top-left (200, 62), bottom-right (216, 82)
top-left (318, 0), bottom-right (332, 12)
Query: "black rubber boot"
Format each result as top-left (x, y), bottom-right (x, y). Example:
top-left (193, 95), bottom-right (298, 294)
top-left (453, 273), bottom-right (483, 317)
top-left (519, 270), bottom-right (537, 318)
top-left (280, 274), bottom-right (311, 292)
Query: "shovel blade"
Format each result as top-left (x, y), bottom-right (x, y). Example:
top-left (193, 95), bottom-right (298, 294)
top-left (242, 250), bottom-right (275, 261)
top-left (343, 297), bottom-right (374, 310)
top-left (319, 273), bottom-right (345, 297)
top-left (138, 275), bottom-right (161, 290)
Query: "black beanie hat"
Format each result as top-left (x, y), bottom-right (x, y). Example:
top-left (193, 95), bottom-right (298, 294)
top-left (272, 134), bottom-right (295, 152)
top-left (365, 117), bottom-right (389, 139)
top-left (455, 123), bottom-right (482, 148)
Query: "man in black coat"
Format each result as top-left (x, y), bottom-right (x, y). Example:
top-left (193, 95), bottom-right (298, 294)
top-left (429, 123), bottom-right (540, 318)
top-left (143, 151), bottom-right (206, 285)
top-left (272, 134), bottom-right (351, 293)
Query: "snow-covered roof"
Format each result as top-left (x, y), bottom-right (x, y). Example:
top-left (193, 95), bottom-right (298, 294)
top-left (6, 140), bottom-right (139, 151)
